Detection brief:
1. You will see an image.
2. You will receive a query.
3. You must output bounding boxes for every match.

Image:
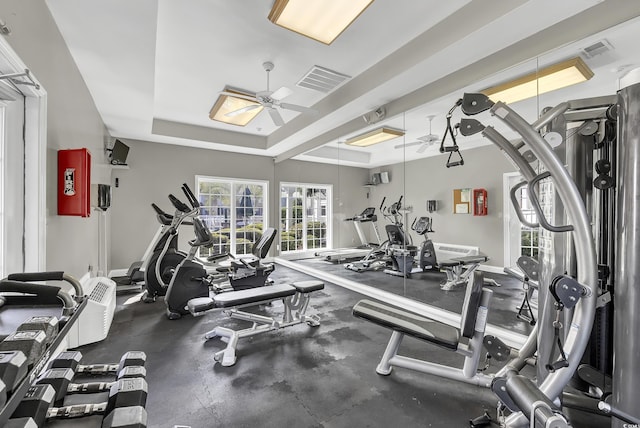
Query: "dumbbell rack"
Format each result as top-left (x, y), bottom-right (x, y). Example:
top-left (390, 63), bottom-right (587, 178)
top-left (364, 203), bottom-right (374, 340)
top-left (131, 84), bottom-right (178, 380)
top-left (0, 298), bottom-right (87, 425)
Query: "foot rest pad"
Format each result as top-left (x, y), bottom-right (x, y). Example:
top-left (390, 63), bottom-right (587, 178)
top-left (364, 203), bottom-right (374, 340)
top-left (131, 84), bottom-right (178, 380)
top-left (188, 297), bottom-right (216, 313)
top-left (291, 280), bottom-right (324, 293)
top-left (352, 299), bottom-right (460, 350)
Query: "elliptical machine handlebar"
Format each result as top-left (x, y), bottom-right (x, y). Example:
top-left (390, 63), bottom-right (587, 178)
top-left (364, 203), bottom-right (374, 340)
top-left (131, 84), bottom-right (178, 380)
top-left (151, 203), bottom-right (174, 226)
top-left (168, 194), bottom-right (192, 213)
top-left (181, 183), bottom-right (200, 209)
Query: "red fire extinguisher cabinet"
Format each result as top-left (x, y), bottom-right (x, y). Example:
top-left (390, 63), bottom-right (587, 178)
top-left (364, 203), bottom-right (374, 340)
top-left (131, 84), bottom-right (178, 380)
top-left (473, 189), bottom-right (488, 215)
top-left (473, 188), bottom-right (488, 216)
top-left (58, 148), bottom-right (91, 217)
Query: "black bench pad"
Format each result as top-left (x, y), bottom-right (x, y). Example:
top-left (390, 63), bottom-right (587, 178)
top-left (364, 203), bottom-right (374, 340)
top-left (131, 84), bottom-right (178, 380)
top-left (213, 283), bottom-right (296, 308)
top-left (438, 255), bottom-right (488, 268)
top-left (352, 300), bottom-right (460, 350)
top-left (291, 280), bottom-right (324, 293)
top-left (188, 283), bottom-right (297, 313)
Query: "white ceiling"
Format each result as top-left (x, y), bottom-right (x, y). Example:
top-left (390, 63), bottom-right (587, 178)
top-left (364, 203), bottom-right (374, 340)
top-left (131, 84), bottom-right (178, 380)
top-left (45, 0), bottom-right (640, 168)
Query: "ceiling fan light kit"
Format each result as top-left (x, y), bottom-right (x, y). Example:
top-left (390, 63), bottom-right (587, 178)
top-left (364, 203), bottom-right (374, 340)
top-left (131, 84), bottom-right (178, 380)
top-left (345, 127), bottom-right (404, 147)
top-left (268, 0), bottom-right (374, 45)
top-left (209, 87), bottom-right (263, 126)
top-left (212, 62), bottom-right (316, 127)
top-left (481, 56), bottom-right (594, 104)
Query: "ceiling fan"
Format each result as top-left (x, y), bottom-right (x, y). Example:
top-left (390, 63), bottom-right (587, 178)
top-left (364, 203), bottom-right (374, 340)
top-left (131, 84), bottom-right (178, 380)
top-left (222, 61), bottom-right (316, 127)
top-left (395, 115), bottom-right (438, 153)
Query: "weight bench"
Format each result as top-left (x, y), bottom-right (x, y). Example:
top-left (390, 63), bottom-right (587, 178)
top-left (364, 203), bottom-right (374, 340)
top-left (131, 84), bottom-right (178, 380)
top-left (430, 243), bottom-right (497, 290)
top-left (187, 280), bottom-right (324, 367)
top-left (352, 271), bottom-right (494, 387)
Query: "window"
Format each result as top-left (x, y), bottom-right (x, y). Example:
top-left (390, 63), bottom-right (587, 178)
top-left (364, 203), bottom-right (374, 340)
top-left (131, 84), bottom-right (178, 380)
top-left (0, 91), bottom-right (26, 277)
top-left (280, 183), bottom-right (331, 252)
top-left (518, 187), bottom-right (539, 259)
top-left (196, 176), bottom-right (268, 257)
top-left (0, 38), bottom-right (47, 276)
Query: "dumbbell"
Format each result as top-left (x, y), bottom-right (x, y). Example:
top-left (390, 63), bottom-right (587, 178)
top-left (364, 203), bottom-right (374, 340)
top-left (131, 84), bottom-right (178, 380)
top-left (11, 379), bottom-right (148, 427)
top-left (0, 350), bottom-right (28, 393)
top-left (37, 366), bottom-right (145, 405)
top-left (0, 316), bottom-right (59, 368)
top-left (49, 350), bottom-right (146, 378)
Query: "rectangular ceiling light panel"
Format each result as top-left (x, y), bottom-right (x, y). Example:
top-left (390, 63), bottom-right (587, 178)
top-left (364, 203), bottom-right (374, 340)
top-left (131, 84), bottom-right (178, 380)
top-left (209, 89), bottom-right (263, 126)
top-left (482, 57), bottom-right (594, 105)
top-left (268, 0), bottom-right (374, 45)
top-left (345, 127), bottom-right (404, 147)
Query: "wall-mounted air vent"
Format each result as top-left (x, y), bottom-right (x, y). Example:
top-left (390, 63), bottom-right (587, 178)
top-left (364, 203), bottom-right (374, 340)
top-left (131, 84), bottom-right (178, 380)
top-left (297, 65), bottom-right (351, 93)
top-left (581, 39), bottom-right (614, 59)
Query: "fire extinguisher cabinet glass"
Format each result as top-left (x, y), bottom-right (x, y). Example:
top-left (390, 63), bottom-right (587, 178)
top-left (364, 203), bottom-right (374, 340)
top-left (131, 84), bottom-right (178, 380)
top-left (58, 148), bottom-right (91, 217)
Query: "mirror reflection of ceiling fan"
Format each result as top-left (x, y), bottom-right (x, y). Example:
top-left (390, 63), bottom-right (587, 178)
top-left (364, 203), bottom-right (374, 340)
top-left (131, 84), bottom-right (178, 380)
top-left (395, 115), bottom-right (438, 153)
top-left (222, 61), bottom-right (316, 127)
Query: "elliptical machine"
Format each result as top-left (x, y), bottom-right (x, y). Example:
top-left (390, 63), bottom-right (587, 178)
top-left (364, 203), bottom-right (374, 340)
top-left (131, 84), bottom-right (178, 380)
top-left (164, 184), bottom-right (223, 319)
top-left (382, 197), bottom-right (417, 278)
top-left (412, 216), bottom-right (438, 271)
top-left (141, 189), bottom-right (195, 303)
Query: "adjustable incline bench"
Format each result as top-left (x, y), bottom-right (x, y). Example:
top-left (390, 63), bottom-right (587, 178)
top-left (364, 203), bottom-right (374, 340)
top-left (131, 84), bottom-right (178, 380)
top-left (352, 271), bottom-right (494, 387)
top-left (430, 243), bottom-right (498, 290)
top-left (186, 280), bottom-right (324, 366)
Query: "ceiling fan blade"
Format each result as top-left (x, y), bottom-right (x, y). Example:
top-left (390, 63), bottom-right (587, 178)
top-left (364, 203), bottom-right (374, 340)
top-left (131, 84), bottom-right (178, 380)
top-left (225, 104), bottom-right (262, 117)
top-left (270, 86), bottom-right (293, 101)
top-left (279, 102), bottom-right (317, 115)
top-left (417, 143), bottom-right (429, 154)
top-left (267, 107), bottom-right (285, 127)
top-left (394, 141), bottom-right (422, 149)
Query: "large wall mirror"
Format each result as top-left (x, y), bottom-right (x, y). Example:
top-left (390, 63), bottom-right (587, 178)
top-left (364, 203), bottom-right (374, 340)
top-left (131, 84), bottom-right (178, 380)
top-left (273, 13), bottom-right (636, 322)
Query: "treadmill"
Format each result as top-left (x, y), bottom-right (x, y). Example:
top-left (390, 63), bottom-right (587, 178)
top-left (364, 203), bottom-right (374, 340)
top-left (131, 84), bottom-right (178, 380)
top-left (316, 207), bottom-right (382, 263)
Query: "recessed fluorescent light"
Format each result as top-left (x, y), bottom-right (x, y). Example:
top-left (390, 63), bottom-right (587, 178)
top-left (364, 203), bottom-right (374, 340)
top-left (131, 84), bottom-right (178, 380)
top-left (345, 127), bottom-right (404, 147)
top-left (482, 57), bottom-right (594, 104)
top-left (209, 88), bottom-right (263, 126)
top-left (268, 0), bottom-right (374, 45)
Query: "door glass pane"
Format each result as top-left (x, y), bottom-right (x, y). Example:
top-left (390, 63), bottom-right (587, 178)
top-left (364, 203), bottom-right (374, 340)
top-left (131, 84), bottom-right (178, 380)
top-left (197, 177), bottom-right (268, 257)
top-left (280, 184), bottom-right (330, 253)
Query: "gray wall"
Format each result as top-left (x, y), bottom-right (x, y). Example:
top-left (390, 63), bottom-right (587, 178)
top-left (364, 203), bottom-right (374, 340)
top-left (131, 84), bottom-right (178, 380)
top-left (0, 1), bottom-right (110, 278)
top-left (109, 139), bottom-right (370, 269)
top-left (370, 144), bottom-right (517, 267)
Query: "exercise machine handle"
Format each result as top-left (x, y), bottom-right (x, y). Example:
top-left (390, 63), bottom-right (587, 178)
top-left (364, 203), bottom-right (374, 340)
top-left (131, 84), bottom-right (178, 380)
top-left (8, 271), bottom-right (64, 282)
top-left (168, 194), bottom-right (191, 213)
top-left (151, 203), bottom-right (173, 225)
top-left (0, 280), bottom-right (62, 299)
top-left (181, 183), bottom-right (200, 209)
top-left (151, 203), bottom-right (169, 217)
top-left (7, 271), bottom-right (83, 299)
top-left (528, 172), bottom-right (574, 233)
top-left (379, 197), bottom-right (386, 211)
top-left (509, 181), bottom-right (540, 229)
top-left (0, 280), bottom-right (76, 314)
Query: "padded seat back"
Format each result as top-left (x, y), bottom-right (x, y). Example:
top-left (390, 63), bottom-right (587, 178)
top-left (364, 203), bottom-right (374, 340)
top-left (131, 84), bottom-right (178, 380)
top-left (459, 271), bottom-right (484, 338)
top-left (252, 227), bottom-right (277, 259)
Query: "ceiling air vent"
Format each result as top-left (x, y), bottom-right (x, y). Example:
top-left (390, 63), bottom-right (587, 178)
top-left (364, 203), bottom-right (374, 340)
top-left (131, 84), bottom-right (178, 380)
top-left (297, 65), bottom-right (351, 93)
top-left (581, 39), bottom-right (614, 59)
